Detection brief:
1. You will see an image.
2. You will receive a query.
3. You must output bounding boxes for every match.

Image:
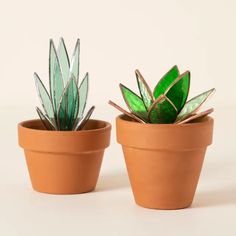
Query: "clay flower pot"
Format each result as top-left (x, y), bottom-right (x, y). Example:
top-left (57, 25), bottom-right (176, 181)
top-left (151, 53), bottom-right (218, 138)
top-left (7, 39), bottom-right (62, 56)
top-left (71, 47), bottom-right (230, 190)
top-left (116, 115), bottom-right (214, 209)
top-left (18, 119), bottom-right (111, 194)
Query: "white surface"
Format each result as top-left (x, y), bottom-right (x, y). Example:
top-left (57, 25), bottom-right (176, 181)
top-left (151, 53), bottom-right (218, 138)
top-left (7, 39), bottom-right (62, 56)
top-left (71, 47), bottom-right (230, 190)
top-left (0, 0), bottom-right (236, 235)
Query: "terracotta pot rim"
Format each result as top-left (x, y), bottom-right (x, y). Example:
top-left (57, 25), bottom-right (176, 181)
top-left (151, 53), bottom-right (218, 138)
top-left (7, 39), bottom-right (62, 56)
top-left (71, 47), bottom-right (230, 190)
top-left (18, 119), bottom-right (111, 154)
top-left (18, 119), bottom-right (111, 134)
top-left (117, 114), bottom-right (213, 127)
top-left (116, 114), bottom-right (214, 150)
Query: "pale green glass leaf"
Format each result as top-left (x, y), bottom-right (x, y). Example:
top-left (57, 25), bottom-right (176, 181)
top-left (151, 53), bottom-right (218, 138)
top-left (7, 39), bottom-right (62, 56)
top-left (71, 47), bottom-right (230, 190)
top-left (34, 73), bottom-right (54, 120)
top-left (148, 95), bottom-right (178, 124)
top-left (135, 69), bottom-right (153, 110)
top-left (75, 106), bottom-right (95, 131)
top-left (176, 108), bottom-right (214, 124)
top-left (72, 86), bottom-right (80, 125)
top-left (176, 88), bottom-right (216, 122)
top-left (57, 77), bottom-right (79, 130)
top-left (78, 73), bottom-right (89, 118)
top-left (49, 39), bottom-right (64, 111)
top-left (36, 107), bottom-right (56, 130)
top-left (57, 38), bottom-right (70, 84)
top-left (153, 65), bottom-right (179, 99)
top-left (165, 71), bottom-right (190, 112)
top-left (68, 76), bottom-right (79, 129)
top-left (70, 39), bottom-right (80, 83)
top-left (120, 84), bottom-right (148, 122)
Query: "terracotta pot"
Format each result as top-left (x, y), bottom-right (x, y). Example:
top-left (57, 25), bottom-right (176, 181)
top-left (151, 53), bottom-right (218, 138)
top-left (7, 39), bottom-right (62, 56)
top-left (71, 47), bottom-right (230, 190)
top-left (18, 119), bottom-right (111, 194)
top-left (116, 115), bottom-right (214, 209)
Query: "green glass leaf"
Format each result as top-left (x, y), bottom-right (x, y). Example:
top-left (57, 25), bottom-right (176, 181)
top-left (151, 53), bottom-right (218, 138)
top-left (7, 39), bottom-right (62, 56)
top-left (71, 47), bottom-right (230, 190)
top-left (68, 76), bottom-right (79, 129)
top-left (176, 108), bottom-right (214, 124)
top-left (57, 77), bottom-right (79, 130)
top-left (176, 88), bottom-right (216, 122)
top-left (153, 65), bottom-right (180, 99)
top-left (36, 107), bottom-right (55, 130)
top-left (57, 93), bottom-right (69, 131)
top-left (75, 106), bottom-right (95, 131)
top-left (108, 100), bottom-right (145, 123)
top-left (148, 95), bottom-right (178, 124)
top-left (70, 39), bottom-right (80, 83)
top-left (120, 84), bottom-right (148, 122)
top-left (57, 38), bottom-right (70, 85)
top-left (135, 69), bottom-right (153, 110)
top-left (34, 73), bottom-right (55, 121)
top-left (164, 71), bottom-right (190, 112)
top-left (78, 73), bottom-right (89, 118)
top-left (49, 39), bottom-right (64, 111)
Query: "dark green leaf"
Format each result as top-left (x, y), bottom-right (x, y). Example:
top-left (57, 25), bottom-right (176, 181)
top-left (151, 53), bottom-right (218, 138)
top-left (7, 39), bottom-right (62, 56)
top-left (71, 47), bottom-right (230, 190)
top-left (135, 69), bottom-right (153, 110)
top-left (120, 84), bottom-right (148, 122)
top-left (153, 65), bottom-right (179, 99)
top-left (148, 95), bottom-right (178, 123)
top-left (164, 71), bottom-right (190, 112)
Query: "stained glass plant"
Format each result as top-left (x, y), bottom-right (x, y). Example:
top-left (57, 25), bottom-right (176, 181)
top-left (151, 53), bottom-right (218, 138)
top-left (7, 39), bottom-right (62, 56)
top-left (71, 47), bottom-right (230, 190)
top-left (34, 38), bottom-right (95, 131)
top-left (109, 65), bottom-right (215, 124)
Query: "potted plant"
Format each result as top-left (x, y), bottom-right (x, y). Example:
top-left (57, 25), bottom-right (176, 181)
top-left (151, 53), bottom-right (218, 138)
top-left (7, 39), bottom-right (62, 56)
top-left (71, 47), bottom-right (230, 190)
top-left (109, 65), bottom-right (215, 209)
top-left (18, 38), bottom-right (111, 194)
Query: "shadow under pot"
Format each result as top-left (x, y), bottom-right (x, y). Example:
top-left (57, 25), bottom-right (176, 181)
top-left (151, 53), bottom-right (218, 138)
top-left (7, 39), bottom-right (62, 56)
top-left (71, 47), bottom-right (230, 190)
top-left (116, 115), bottom-right (214, 210)
top-left (18, 119), bottom-right (111, 194)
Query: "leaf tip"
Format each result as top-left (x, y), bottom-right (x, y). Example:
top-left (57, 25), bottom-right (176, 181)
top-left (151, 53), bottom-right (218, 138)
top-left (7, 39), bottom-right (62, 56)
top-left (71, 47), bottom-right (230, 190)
top-left (211, 88), bottom-right (216, 93)
top-left (172, 65), bottom-right (179, 73)
top-left (119, 83), bottom-right (124, 90)
top-left (33, 72), bottom-right (38, 79)
top-left (59, 37), bottom-right (64, 42)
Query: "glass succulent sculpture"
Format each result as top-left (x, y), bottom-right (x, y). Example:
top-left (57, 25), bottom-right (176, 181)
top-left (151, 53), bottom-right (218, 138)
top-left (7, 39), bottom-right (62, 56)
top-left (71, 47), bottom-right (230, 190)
top-left (109, 65), bottom-right (215, 124)
top-left (34, 38), bottom-right (95, 131)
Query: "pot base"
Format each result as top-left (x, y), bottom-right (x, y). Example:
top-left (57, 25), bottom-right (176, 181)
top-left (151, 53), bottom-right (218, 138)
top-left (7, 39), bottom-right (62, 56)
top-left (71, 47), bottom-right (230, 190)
top-left (123, 147), bottom-right (206, 210)
top-left (135, 201), bottom-right (192, 210)
top-left (25, 150), bottom-right (104, 194)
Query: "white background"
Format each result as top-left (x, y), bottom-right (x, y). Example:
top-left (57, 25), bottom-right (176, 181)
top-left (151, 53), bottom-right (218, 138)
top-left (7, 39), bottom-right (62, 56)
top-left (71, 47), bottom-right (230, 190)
top-left (0, 0), bottom-right (235, 235)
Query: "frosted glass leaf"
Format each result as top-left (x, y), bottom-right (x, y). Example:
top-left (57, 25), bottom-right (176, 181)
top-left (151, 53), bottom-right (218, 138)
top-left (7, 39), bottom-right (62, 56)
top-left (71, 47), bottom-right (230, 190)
top-left (75, 106), bottom-right (95, 131)
top-left (135, 69), bottom-right (153, 110)
top-left (108, 100), bottom-right (144, 123)
top-left (70, 39), bottom-right (80, 83)
top-left (176, 108), bottom-right (214, 124)
top-left (34, 73), bottom-right (55, 121)
top-left (57, 38), bottom-right (70, 84)
top-left (148, 95), bottom-right (177, 123)
top-left (153, 65), bottom-right (179, 99)
top-left (176, 88), bottom-right (216, 122)
top-left (57, 77), bottom-right (79, 130)
top-left (164, 71), bottom-right (190, 112)
top-left (36, 107), bottom-right (55, 130)
top-left (120, 84), bottom-right (148, 122)
top-left (49, 40), bottom-right (64, 111)
top-left (78, 73), bottom-right (89, 118)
